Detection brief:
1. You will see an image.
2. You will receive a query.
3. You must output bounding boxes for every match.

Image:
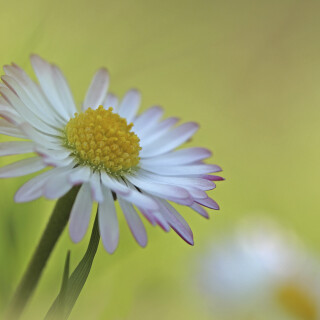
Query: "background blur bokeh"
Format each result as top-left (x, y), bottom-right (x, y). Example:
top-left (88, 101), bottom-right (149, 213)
top-left (0, 0), bottom-right (320, 319)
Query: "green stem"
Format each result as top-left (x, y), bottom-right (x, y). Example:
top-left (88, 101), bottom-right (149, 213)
top-left (6, 186), bottom-right (80, 320)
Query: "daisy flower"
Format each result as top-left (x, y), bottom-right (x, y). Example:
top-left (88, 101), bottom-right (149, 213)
top-left (196, 219), bottom-right (320, 320)
top-left (0, 55), bottom-right (223, 253)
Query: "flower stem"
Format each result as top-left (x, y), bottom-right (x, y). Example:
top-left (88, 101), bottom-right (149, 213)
top-left (6, 186), bottom-right (80, 320)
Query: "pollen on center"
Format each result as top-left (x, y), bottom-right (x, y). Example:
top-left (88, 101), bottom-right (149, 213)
top-left (65, 106), bottom-right (141, 174)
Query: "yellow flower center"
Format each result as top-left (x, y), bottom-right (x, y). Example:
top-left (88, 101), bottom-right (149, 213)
top-left (276, 282), bottom-right (317, 320)
top-left (65, 106), bottom-right (141, 175)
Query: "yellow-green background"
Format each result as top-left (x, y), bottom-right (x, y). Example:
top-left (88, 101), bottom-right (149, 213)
top-left (0, 0), bottom-right (320, 319)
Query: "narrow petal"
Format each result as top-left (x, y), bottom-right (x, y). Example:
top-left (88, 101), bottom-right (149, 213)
top-left (137, 169), bottom-right (216, 190)
top-left (83, 68), bottom-right (109, 111)
top-left (18, 123), bottom-right (62, 150)
top-left (1, 74), bottom-right (62, 128)
top-left (119, 198), bottom-right (148, 247)
top-left (196, 197), bottom-right (220, 210)
top-left (90, 172), bottom-right (104, 202)
top-left (190, 203), bottom-right (209, 219)
top-left (138, 117), bottom-right (179, 142)
top-left (158, 199), bottom-right (194, 245)
top-left (30, 55), bottom-right (70, 120)
top-left (198, 174), bottom-right (225, 181)
top-left (0, 157), bottom-right (45, 178)
top-left (140, 147), bottom-right (212, 166)
top-left (140, 122), bottom-right (199, 157)
top-left (100, 172), bottom-right (130, 195)
top-left (133, 106), bottom-right (163, 136)
top-left (43, 168), bottom-right (73, 199)
top-left (0, 104), bottom-right (23, 124)
top-left (0, 141), bottom-right (35, 156)
top-left (141, 163), bottom-right (221, 176)
top-left (121, 182), bottom-right (159, 210)
top-left (126, 175), bottom-right (193, 206)
top-left (14, 170), bottom-right (54, 202)
top-left (103, 93), bottom-right (119, 111)
top-left (0, 86), bottom-right (60, 135)
top-left (51, 65), bottom-right (77, 117)
top-left (4, 64), bottom-right (65, 126)
top-left (68, 166), bottom-right (92, 184)
top-left (99, 185), bottom-right (119, 253)
top-left (118, 89), bottom-right (141, 123)
top-left (0, 119), bottom-right (27, 138)
top-left (69, 183), bottom-right (93, 243)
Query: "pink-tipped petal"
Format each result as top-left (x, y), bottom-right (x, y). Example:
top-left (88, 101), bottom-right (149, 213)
top-left (196, 197), bottom-right (220, 210)
top-left (190, 203), bottom-right (209, 219)
top-left (119, 198), bottom-right (148, 247)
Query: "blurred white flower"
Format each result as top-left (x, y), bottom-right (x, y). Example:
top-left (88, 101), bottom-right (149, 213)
top-left (197, 219), bottom-right (320, 320)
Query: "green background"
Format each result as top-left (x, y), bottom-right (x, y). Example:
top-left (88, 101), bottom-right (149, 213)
top-left (0, 0), bottom-right (319, 319)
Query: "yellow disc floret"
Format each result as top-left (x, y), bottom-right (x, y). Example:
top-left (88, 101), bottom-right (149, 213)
top-left (65, 106), bottom-right (141, 175)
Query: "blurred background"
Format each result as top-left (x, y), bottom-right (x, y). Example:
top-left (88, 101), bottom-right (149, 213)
top-left (0, 0), bottom-right (320, 319)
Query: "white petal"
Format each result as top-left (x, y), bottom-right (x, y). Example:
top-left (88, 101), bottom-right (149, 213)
top-left (126, 175), bottom-right (193, 206)
top-left (103, 93), bottom-right (119, 111)
top-left (120, 182), bottom-right (159, 210)
top-left (18, 122), bottom-right (62, 150)
top-left (0, 157), bottom-right (45, 178)
top-left (133, 106), bottom-right (163, 135)
top-left (100, 172), bottom-right (130, 195)
top-left (83, 68), bottom-right (109, 111)
top-left (99, 185), bottom-right (119, 253)
top-left (137, 205), bottom-right (170, 231)
top-left (137, 169), bottom-right (216, 190)
top-left (30, 55), bottom-right (70, 120)
top-left (141, 163), bottom-right (221, 176)
top-left (0, 141), bottom-right (35, 156)
top-left (0, 104), bottom-right (23, 124)
top-left (0, 119), bottom-right (27, 138)
top-left (118, 89), bottom-right (141, 123)
top-left (190, 203), bottom-right (209, 219)
top-left (136, 207), bottom-right (157, 225)
top-left (140, 147), bottom-right (212, 166)
top-left (68, 166), bottom-right (92, 184)
top-left (69, 183), bottom-right (93, 243)
top-left (119, 198), bottom-right (147, 247)
top-left (138, 117), bottom-right (179, 142)
top-left (4, 64), bottom-right (65, 126)
top-left (14, 170), bottom-right (54, 202)
top-left (0, 86), bottom-right (60, 135)
top-left (51, 65), bottom-right (77, 117)
top-left (35, 146), bottom-right (71, 160)
top-left (1, 75), bottom-right (62, 129)
top-left (43, 154), bottom-right (75, 168)
top-left (43, 168), bottom-right (73, 199)
top-left (140, 122), bottom-right (199, 157)
top-left (158, 199), bottom-right (194, 245)
top-left (90, 172), bottom-right (104, 202)
top-left (195, 197), bottom-right (220, 210)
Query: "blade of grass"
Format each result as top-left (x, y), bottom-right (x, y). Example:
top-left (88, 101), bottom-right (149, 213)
top-left (45, 211), bottom-right (100, 320)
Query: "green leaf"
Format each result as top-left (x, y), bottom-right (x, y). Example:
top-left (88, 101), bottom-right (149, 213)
top-left (45, 251), bottom-right (71, 319)
top-left (6, 186), bottom-right (80, 320)
top-left (45, 212), bottom-right (100, 320)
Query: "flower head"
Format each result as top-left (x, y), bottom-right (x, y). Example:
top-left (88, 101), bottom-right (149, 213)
top-left (0, 55), bottom-right (223, 253)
